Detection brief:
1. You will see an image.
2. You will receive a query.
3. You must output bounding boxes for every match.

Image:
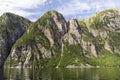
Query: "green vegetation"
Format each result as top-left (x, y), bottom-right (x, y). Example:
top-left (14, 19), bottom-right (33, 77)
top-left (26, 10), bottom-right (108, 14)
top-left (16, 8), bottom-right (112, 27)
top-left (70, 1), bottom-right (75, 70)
top-left (78, 20), bottom-right (89, 35)
top-left (5, 9), bottom-right (120, 68)
top-left (59, 42), bottom-right (82, 67)
top-left (38, 48), bottom-right (61, 68)
top-left (89, 9), bottom-right (119, 29)
top-left (82, 49), bottom-right (120, 67)
top-left (109, 32), bottom-right (120, 50)
top-left (36, 41), bottom-right (83, 67)
top-left (37, 43), bottom-right (120, 67)
top-left (37, 11), bottom-right (51, 27)
top-left (59, 40), bottom-right (120, 67)
top-left (79, 20), bottom-right (95, 42)
top-left (13, 12), bottom-right (51, 49)
top-left (5, 11), bottom-right (61, 67)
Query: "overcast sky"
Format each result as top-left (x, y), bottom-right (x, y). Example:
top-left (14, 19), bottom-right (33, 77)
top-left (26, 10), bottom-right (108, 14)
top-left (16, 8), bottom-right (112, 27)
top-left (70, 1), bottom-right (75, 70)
top-left (0, 0), bottom-right (120, 21)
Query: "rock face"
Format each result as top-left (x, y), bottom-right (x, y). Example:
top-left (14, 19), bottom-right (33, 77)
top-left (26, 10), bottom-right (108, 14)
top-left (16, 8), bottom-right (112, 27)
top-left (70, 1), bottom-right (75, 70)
top-left (0, 13), bottom-right (31, 68)
top-left (6, 11), bottom-right (68, 68)
top-left (4, 9), bottom-right (120, 68)
top-left (64, 19), bottom-right (82, 45)
top-left (87, 9), bottom-right (120, 54)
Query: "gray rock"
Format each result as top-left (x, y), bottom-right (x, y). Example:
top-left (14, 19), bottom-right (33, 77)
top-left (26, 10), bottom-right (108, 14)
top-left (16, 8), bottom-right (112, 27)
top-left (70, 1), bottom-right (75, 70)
top-left (0, 13), bottom-right (31, 68)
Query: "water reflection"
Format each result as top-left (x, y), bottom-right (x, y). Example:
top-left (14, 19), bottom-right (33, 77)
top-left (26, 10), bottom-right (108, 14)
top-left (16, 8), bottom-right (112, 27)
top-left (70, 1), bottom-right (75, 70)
top-left (2, 68), bottom-right (120, 80)
top-left (0, 69), bottom-right (3, 80)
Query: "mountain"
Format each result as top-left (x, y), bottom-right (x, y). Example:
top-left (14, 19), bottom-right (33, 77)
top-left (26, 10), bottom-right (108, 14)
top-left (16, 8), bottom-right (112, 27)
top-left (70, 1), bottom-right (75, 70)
top-left (0, 13), bottom-right (31, 68)
top-left (4, 9), bottom-right (120, 68)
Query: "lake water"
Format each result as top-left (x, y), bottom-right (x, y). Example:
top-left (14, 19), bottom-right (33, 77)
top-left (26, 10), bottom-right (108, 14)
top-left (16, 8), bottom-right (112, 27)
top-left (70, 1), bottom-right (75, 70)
top-left (0, 68), bottom-right (120, 80)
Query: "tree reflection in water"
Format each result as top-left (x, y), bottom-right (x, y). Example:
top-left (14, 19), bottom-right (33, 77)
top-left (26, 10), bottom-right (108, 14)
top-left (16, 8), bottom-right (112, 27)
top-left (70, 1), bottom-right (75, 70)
top-left (2, 68), bottom-right (120, 80)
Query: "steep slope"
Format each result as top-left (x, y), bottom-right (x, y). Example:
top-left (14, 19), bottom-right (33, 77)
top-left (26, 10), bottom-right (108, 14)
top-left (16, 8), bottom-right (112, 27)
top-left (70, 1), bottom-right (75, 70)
top-left (0, 13), bottom-right (31, 68)
top-left (6, 9), bottom-right (120, 68)
top-left (61, 9), bottom-right (120, 67)
top-left (6, 11), bottom-right (68, 68)
top-left (85, 9), bottom-right (120, 54)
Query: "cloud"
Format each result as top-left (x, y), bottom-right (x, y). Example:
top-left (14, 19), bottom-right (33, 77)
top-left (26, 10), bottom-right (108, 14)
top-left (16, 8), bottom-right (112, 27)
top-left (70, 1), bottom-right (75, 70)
top-left (0, 0), bottom-right (47, 21)
top-left (0, 0), bottom-right (120, 21)
top-left (57, 0), bottom-right (120, 19)
top-left (57, 0), bottom-right (90, 16)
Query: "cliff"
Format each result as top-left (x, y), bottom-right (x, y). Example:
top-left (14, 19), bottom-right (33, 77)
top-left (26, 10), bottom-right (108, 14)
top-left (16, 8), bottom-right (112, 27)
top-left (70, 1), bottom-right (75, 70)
top-left (0, 13), bottom-right (31, 68)
top-left (4, 9), bottom-right (120, 68)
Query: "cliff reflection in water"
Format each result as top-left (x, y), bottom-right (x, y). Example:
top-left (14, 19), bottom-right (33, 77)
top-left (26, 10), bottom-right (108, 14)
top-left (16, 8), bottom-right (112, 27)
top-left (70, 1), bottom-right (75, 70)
top-left (2, 68), bottom-right (120, 80)
top-left (0, 69), bottom-right (3, 80)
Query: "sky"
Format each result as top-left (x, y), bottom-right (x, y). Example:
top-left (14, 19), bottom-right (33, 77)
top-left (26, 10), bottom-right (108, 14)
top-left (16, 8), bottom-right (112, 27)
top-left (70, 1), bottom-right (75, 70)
top-left (0, 0), bottom-right (120, 21)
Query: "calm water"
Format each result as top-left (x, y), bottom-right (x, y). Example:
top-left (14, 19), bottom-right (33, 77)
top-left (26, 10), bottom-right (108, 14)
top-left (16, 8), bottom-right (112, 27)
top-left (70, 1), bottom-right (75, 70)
top-left (0, 68), bottom-right (120, 80)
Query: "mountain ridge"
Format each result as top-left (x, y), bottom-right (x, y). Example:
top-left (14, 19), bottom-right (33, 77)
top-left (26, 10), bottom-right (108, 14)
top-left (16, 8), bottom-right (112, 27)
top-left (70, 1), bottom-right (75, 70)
top-left (0, 8), bottom-right (120, 68)
top-left (0, 12), bottom-right (31, 68)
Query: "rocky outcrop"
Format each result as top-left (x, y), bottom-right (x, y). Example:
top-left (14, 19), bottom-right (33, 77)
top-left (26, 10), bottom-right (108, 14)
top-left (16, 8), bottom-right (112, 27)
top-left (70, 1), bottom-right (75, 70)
top-left (0, 13), bottom-right (31, 68)
top-left (6, 11), bottom-right (68, 68)
top-left (64, 19), bottom-right (82, 45)
top-left (87, 9), bottom-right (120, 54)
